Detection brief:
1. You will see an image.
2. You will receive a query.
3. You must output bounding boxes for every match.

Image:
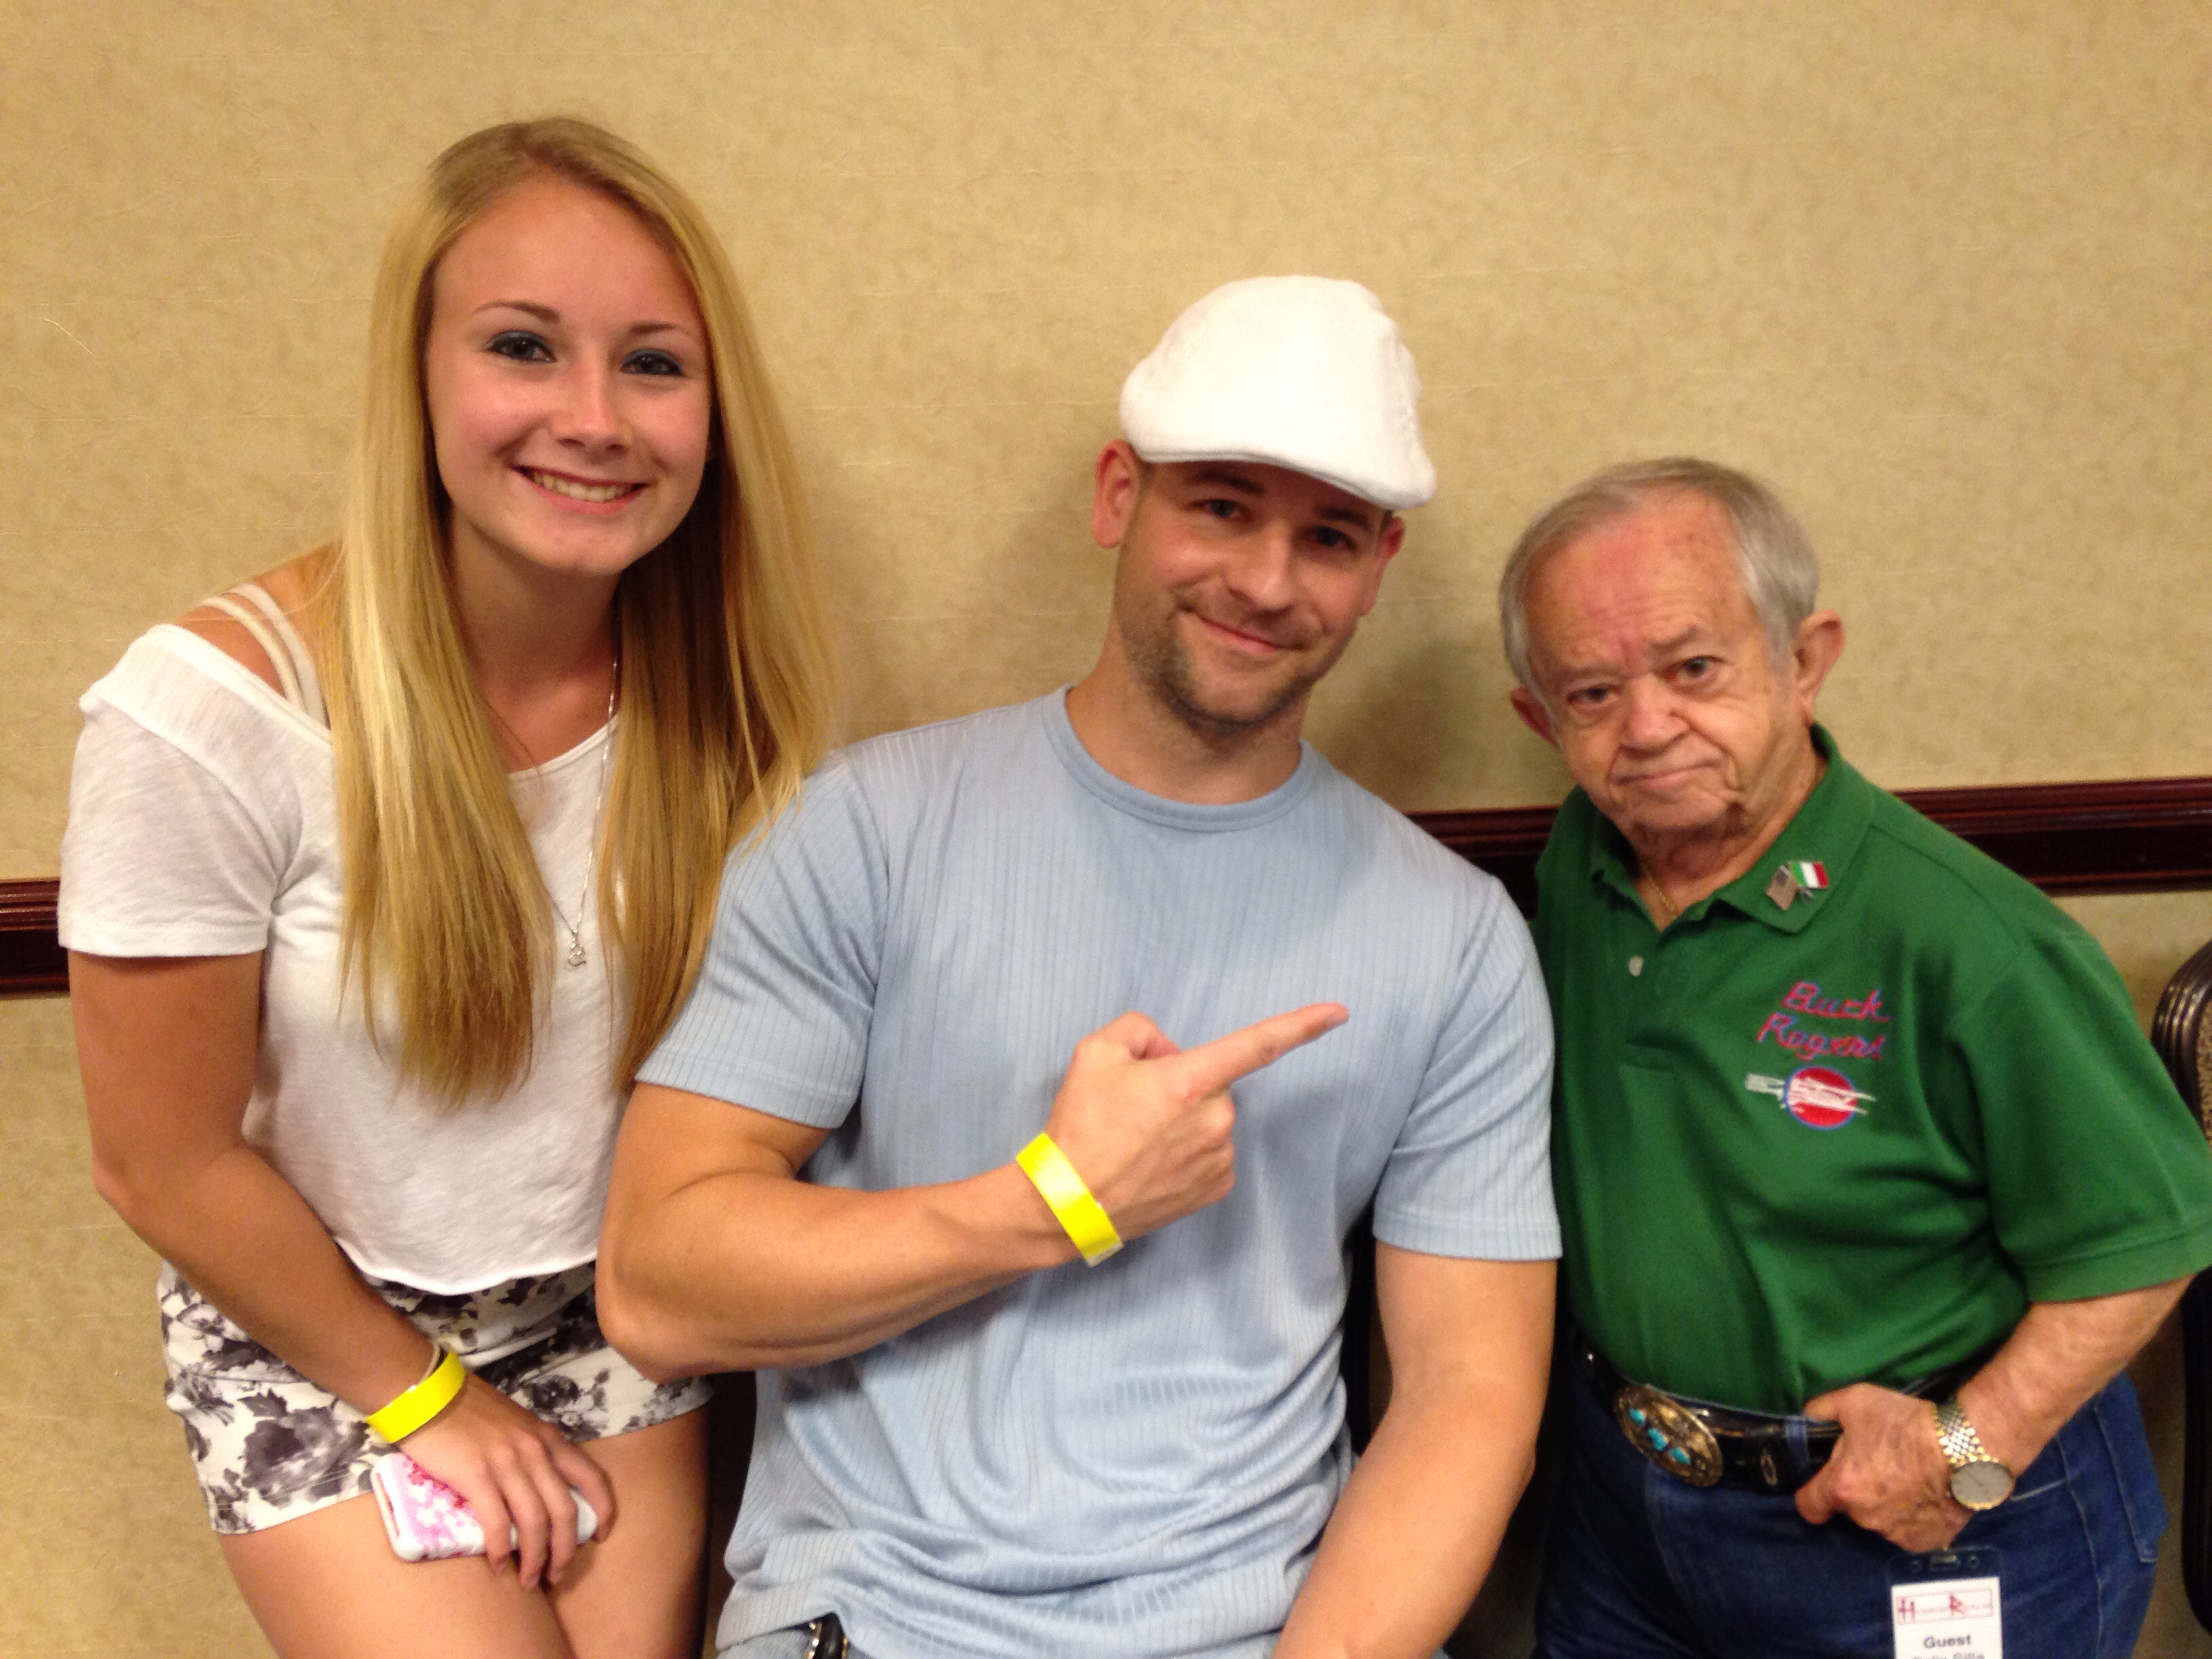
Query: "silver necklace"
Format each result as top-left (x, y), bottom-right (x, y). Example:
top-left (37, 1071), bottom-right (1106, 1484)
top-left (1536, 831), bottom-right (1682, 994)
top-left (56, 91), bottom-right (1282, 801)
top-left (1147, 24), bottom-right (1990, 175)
top-left (547, 660), bottom-right (617, 969)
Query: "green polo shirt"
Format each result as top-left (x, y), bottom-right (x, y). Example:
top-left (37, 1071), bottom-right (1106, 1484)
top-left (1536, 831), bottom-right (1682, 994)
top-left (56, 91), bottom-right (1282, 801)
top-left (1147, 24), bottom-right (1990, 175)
top-left (1536, 726), bottom-right (2212, 1414)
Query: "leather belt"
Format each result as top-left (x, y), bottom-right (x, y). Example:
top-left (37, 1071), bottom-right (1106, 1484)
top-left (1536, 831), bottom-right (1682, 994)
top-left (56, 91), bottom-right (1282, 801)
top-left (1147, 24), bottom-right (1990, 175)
top-left (1572, 1334), bottom-right (1982, 1496)
top-left (802, 1614), bottom-right (848, 1659)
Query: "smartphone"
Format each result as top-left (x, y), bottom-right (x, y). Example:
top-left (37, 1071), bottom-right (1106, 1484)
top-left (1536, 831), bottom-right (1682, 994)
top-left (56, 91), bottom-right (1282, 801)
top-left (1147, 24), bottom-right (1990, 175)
top-left (369, 1450), bottom-right (598, 1562)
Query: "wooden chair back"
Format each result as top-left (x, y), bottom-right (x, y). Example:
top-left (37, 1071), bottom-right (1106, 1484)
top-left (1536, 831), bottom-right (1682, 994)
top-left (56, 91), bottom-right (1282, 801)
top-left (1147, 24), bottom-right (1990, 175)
top-left (2153, 939), bottom-right (2212, 1631)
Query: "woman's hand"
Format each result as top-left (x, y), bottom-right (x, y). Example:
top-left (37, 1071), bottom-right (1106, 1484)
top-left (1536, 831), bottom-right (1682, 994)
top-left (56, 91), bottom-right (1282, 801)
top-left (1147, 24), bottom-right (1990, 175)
top-left (394, 1370), bottom-right (619, 1591)
top-left (75, 953), bottom-right (619, 1591)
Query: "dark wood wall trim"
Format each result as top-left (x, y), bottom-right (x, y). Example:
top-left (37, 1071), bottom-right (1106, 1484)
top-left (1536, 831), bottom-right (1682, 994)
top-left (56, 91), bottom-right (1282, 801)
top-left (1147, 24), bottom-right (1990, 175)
top-left (1416, 775), bottom-right (2212, 916)
top-left (7, 775), bottom-right (2210, 996)
top-left (1, 879), bottom-right (68, 997)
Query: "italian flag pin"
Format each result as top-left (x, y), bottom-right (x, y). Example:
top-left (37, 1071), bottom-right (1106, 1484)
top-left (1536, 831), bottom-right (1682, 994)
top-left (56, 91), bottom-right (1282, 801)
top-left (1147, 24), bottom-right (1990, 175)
top-left (1793, 861), bottom-right (1828, 889)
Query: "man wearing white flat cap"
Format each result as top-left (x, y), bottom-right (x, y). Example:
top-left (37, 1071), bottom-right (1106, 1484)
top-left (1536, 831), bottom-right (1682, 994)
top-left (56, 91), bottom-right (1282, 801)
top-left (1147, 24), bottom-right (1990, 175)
top-left (602, 277), bottom-right (1559, 1659)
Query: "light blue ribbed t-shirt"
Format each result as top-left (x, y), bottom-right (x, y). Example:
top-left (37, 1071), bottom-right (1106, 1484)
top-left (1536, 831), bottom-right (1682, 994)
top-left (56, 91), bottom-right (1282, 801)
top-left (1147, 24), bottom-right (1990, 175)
top-left (642, 691), bottom-right (1559, 1659)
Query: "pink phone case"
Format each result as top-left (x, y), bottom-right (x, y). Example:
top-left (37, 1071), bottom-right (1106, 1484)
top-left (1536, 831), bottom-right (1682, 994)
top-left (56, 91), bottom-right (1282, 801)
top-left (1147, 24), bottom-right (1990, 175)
top-left (369, 1451), bottom-right (598, 1562)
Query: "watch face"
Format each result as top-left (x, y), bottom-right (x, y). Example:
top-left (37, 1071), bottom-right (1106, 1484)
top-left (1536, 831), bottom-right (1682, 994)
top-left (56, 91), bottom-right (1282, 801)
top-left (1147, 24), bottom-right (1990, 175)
top-left (1949, 1459), bottom-right (2015, 1511)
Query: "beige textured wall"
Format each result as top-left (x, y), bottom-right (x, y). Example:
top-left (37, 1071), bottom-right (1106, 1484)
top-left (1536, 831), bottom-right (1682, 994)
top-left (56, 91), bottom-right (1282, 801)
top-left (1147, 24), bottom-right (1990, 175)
top-left (5, 3), bottom-right (2210, 1656)
top-left (7, 1), bottom-right (2212, 876)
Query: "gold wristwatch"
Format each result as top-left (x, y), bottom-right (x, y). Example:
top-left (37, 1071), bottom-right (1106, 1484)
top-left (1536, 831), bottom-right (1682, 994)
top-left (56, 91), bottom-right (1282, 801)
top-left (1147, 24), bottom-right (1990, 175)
top-left (1933, 1397), bottom-right (2015, 1511)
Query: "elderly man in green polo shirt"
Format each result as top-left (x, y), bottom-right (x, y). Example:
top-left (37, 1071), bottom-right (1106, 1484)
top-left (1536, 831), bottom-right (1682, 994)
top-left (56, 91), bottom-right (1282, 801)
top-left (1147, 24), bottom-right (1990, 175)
top-left (1499, 455), bottom-right (2212, 1659)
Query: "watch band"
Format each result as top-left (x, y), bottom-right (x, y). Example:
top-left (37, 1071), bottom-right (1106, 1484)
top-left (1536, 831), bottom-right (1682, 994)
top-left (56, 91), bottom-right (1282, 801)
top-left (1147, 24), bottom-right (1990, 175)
top-left (1932, 1397), bottom-right (2014, 1511)
top-left (1932, 1397), bottom-right (1990, 1465)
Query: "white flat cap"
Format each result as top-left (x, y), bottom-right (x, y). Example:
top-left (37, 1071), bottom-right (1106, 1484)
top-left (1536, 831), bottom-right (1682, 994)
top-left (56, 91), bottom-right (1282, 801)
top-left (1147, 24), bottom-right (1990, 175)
top-left (1119, 276), bottom-right (1435, 510)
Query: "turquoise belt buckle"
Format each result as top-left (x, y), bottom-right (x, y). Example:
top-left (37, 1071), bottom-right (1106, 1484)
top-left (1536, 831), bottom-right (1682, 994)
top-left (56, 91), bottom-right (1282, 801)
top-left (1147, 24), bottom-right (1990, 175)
top-left (1612, 1382), bottom-right (1725, 1488)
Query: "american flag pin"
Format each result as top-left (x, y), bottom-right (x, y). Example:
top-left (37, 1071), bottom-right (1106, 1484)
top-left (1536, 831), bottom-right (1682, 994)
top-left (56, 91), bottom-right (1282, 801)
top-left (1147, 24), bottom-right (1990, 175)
top-left (1766, 866), bottom-right (1799, 910)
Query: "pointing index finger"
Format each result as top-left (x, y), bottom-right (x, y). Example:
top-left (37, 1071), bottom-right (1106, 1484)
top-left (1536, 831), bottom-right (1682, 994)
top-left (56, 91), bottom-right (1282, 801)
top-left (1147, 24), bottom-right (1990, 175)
top-left (1179, 1004), bottom-right (1348, 1094)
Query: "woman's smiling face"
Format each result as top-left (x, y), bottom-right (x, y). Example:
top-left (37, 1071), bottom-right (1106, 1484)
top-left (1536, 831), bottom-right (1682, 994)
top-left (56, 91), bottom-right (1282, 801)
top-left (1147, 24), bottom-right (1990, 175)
top-left (421, 176), bottom-right (713, 589)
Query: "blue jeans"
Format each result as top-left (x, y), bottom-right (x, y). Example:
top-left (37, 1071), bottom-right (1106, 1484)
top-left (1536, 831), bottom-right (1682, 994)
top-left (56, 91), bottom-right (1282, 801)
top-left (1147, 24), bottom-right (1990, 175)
top-left (1534, 1366), bottom-right (2164, 1658)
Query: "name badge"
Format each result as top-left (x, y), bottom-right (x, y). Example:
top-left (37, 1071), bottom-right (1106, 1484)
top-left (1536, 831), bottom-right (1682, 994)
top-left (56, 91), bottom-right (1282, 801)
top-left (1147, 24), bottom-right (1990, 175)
top-left (1890, 1549), bottom-right (2001, 1656)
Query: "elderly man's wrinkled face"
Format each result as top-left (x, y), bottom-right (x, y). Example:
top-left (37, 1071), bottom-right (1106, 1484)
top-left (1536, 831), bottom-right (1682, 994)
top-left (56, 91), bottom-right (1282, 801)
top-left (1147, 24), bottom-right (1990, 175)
top-left (1511, 491), bottom-right (1828, 853)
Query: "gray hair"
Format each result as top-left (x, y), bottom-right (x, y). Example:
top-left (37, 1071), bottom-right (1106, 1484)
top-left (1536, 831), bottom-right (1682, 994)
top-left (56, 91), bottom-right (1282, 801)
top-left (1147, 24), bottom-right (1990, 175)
top-left (1497, 456), bottom-right (1820, 696)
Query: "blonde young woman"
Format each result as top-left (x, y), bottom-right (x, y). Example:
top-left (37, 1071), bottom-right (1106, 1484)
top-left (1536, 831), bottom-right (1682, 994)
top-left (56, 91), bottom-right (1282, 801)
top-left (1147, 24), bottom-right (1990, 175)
top-left (60, 119), bottom-right (832, 1658)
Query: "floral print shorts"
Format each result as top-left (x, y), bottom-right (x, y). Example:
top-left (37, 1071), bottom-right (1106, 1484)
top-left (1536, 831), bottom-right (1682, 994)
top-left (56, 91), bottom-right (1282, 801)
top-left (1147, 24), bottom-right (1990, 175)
top-left (157, 1260), bottom-right (712, 1534)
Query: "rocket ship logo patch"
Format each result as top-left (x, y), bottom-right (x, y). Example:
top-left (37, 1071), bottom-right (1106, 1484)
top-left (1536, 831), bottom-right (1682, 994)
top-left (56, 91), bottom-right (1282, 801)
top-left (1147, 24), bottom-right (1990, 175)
top-left (1745, 1065), bottom-right (1872, 1130)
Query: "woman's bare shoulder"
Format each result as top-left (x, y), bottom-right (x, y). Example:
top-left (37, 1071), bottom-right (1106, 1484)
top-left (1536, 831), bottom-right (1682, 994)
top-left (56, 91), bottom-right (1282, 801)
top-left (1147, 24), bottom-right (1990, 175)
top-left (171, 552), bottom-right (329, 695)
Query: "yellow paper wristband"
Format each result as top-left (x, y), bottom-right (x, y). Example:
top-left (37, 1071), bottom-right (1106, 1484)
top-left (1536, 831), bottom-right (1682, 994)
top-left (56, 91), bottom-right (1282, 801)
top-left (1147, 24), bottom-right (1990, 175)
top-left (1017, 1133), bottom-right (1124, 1266)
top-left (365, 1347), bottom-right (467, 1443)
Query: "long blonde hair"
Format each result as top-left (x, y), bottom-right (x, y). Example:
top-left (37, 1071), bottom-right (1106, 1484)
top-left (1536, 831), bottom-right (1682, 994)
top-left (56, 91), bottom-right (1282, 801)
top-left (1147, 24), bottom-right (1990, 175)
top-left (323, 117), bottom-right (834, 1101)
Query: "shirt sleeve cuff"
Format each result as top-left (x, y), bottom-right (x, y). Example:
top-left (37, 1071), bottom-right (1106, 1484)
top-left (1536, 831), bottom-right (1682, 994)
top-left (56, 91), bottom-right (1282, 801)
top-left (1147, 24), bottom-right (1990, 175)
top-left (54, 915), bottom-right (269, 958)
top-left (631, 1048), bottom-right (855, 1130)
top-left (1372, 1206), bottom-right (1562, 1263)
top-left (2018, 1217), bottom-right (2212, 1303)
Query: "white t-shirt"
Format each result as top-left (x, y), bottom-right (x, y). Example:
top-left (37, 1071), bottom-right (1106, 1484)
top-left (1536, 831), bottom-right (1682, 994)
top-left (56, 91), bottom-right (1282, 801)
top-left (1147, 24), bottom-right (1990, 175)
top-left (60, 625), bottom-right (623, 1292)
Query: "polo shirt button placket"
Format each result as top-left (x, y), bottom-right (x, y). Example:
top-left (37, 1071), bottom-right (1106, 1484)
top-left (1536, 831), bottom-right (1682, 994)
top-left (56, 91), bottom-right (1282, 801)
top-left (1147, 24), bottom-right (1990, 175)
top-left (1622, 916), bottom-right (1669, 1052)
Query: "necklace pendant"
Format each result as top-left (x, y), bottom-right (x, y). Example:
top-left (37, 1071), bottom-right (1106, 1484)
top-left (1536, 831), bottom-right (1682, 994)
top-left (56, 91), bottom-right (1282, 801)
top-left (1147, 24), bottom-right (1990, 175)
top-left (566, 937), bottom-right (588, 968)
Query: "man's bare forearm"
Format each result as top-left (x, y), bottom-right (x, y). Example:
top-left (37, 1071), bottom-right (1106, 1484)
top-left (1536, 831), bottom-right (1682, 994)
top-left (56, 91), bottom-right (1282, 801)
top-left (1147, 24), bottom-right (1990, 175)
top-left (1275, 1254), bottom-right (1555, 1659)
top-left (1798, 1276), bottom-right (2192, 1549)
top-left (601, 1009), bottom-right (1348, 1379)
top-left (600, 1152), bottom-right (1073, 1376)
top-left (1958, 1277), bottom-right (2190, 1473)
top-left (1275, 1378), bottom-right (1539, 1658)
top-left (596, 1079), bottom-right (1076, 1376)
